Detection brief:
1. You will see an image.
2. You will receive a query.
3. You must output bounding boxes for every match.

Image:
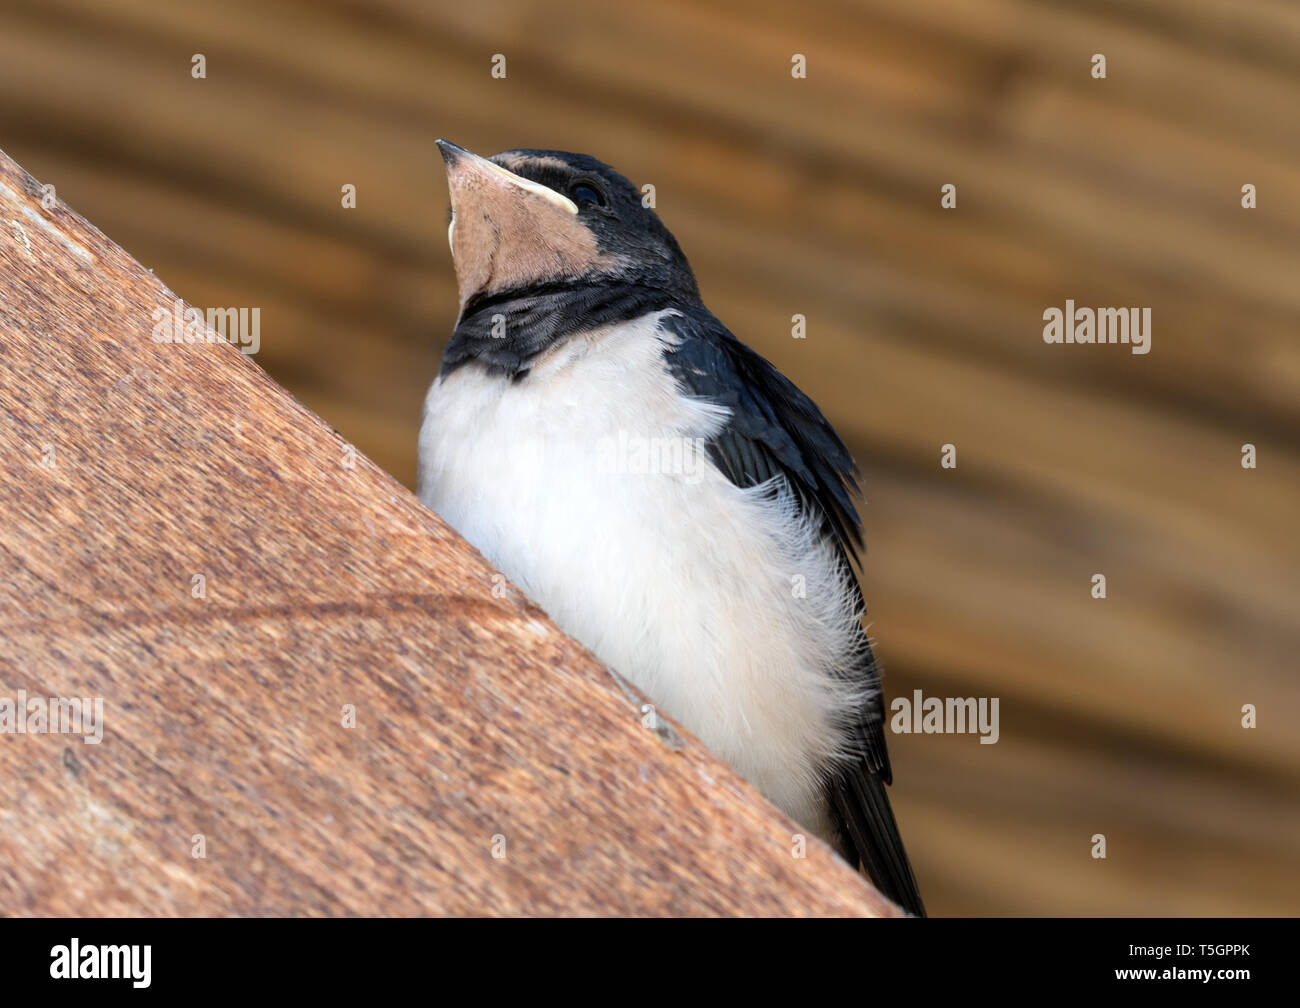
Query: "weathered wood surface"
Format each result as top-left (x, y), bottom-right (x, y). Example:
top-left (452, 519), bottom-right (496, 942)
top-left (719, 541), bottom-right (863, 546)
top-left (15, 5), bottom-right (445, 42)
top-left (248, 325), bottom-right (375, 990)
top-left (0, 149), bottom-right (898, 916)
top-left (0, 0), bottom-right (1297, 916)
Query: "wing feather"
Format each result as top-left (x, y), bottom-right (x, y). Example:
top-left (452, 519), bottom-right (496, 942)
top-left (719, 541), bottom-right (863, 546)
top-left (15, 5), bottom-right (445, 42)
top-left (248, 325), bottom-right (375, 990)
top-left (661, 309), bottom-right (925, 917)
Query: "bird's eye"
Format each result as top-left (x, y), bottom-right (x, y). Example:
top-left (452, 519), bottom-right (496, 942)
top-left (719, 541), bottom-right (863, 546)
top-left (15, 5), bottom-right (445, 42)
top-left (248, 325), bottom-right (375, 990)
top-left (569, 181), bottom-right (607, 209)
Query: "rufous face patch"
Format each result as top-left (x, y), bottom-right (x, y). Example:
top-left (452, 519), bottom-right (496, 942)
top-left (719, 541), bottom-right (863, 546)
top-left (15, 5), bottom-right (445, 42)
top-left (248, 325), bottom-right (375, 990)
top-left (443, 148), bottom-right (609, 307)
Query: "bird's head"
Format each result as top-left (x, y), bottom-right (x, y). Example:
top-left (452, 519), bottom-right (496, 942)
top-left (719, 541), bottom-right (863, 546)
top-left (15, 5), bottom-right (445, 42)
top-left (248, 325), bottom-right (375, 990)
top-left (435, 140), bottom-right (698, 314)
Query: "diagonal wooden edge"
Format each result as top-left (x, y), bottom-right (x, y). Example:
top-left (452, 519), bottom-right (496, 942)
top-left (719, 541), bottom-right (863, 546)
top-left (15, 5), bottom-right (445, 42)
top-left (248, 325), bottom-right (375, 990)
top-left (0, 148), bottom-right (899, 916)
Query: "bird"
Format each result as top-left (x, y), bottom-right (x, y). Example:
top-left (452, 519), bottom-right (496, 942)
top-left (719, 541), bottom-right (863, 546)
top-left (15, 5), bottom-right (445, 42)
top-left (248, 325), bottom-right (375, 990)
top-left (418, 140), bottom-right (925, 916)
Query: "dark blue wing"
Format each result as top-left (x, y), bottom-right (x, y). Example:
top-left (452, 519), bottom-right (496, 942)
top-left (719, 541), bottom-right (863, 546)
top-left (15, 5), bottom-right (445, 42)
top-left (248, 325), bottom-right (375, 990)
top-left (660, 308), bottom-right (925, 916)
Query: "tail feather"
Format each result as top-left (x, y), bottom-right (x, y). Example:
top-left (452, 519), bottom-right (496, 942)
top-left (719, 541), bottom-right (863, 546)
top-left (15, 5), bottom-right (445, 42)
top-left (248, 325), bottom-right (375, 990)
top-left (829, 769), bottom-right (926, 917)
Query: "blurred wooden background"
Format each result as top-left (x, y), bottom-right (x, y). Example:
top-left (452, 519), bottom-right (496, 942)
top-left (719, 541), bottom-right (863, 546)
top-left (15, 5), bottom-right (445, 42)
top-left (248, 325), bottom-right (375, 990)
top-left (1, 0), bottom-right (1296, 915)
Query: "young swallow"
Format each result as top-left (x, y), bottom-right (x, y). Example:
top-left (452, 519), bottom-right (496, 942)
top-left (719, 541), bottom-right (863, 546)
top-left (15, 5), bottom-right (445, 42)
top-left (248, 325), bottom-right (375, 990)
top-left (418, 140), bottom-right (925, 916)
